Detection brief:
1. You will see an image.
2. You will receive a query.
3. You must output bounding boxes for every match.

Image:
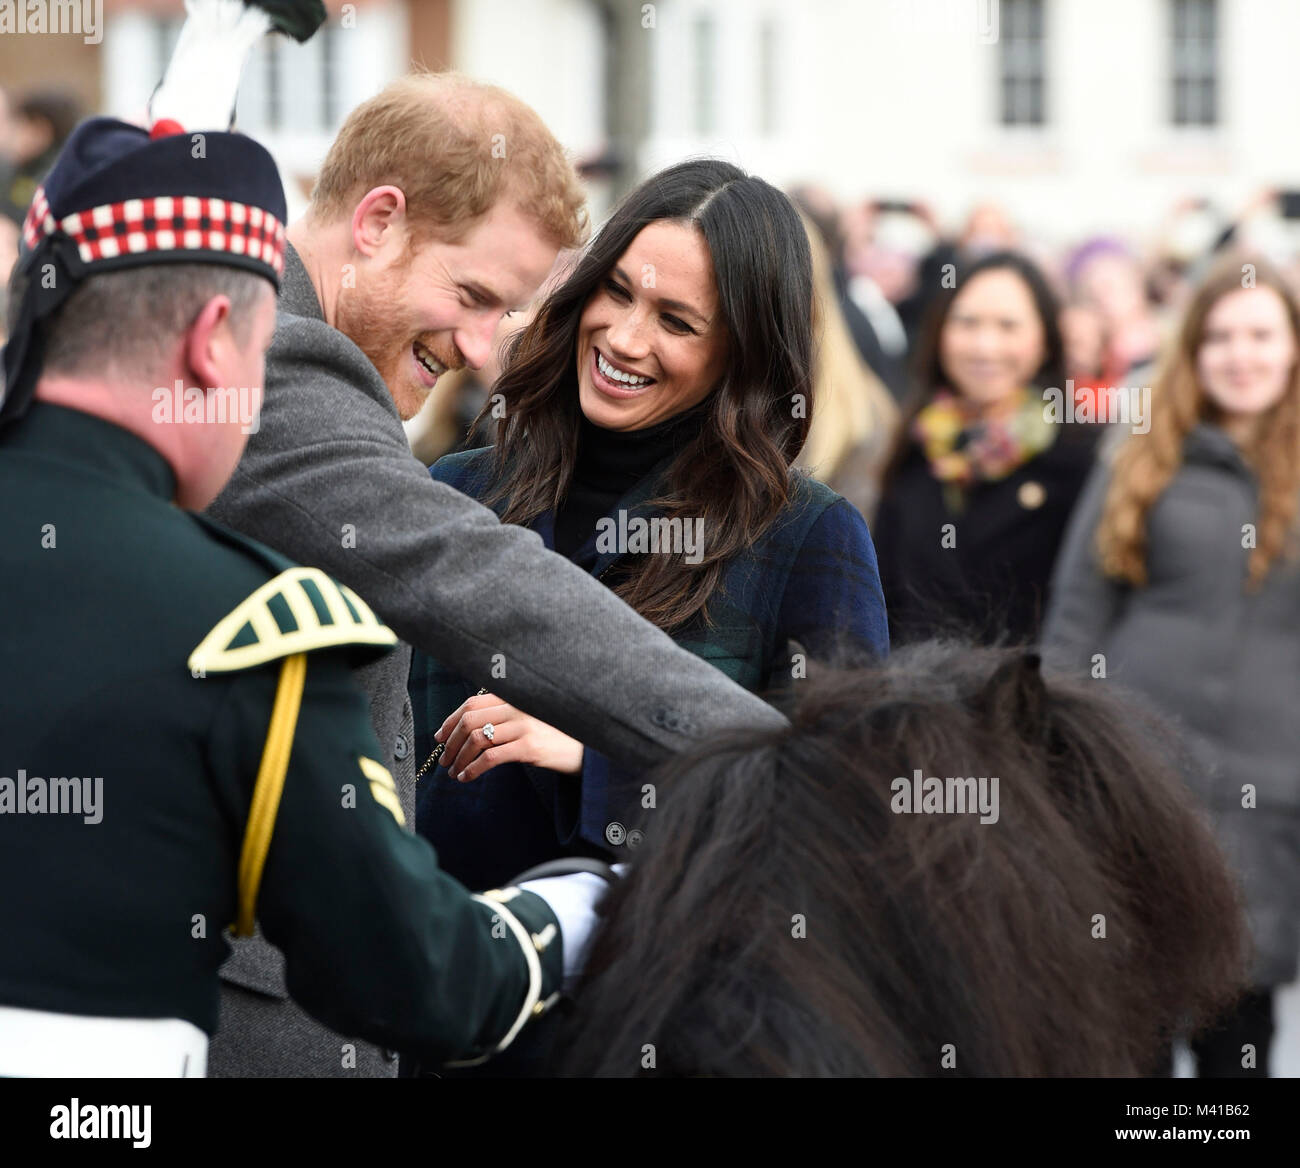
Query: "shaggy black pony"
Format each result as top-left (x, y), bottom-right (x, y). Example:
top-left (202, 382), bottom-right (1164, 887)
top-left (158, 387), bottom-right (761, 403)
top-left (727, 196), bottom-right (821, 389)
top-left (558, 642), bottom-right (1248, 1077)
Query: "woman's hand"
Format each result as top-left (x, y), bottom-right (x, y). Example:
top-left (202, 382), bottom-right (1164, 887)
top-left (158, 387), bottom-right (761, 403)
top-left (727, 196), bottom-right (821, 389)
top-left (435, 692), bottom-right (584, 781)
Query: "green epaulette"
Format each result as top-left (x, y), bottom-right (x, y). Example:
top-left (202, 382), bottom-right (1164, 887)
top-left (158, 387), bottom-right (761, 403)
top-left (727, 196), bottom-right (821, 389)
top-left (188, 566), bottom-right (396, 674)
top-left (189, 567), bottom-right (400, 937)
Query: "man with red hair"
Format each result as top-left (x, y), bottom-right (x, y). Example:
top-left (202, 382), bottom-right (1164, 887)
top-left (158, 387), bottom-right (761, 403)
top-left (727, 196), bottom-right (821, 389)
top-left (206, 72), bottom-right (785, 1077)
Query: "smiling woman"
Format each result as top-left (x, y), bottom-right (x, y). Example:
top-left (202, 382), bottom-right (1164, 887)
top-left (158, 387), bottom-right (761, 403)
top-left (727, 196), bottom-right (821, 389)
top-left (1043, 256), bottom-right (1300, 1078)
top-left (407, 164), bottom-right (890, 1038)
top-left (872, 250), bottom-right (1099, 647)
top-left (576, 220), bottom-right (729, 431)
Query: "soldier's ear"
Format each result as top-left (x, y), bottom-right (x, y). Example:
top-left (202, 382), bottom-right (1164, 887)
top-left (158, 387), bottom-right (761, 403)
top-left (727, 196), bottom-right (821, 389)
top-left (970, 651), bottom-right (1048, 740)
top-left (184, 293), bottom-right (234, 389)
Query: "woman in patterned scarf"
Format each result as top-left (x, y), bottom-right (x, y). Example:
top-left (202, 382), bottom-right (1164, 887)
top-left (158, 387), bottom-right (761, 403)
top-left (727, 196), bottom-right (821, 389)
top-left (873, 251), bottom-right (1100, 646)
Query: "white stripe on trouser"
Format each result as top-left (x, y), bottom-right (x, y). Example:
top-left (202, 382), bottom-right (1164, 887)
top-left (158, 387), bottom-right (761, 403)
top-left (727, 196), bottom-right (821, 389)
top-left (0, 1005), bottom-right (208, 1077)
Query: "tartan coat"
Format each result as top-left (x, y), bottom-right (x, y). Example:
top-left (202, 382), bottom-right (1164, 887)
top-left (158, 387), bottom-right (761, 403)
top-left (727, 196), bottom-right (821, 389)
top-left (409, 446), bottom-right (890, 891)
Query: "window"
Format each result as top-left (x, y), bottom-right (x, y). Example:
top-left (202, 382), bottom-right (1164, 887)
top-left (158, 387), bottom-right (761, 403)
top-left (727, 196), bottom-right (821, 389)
top-left (999, 0), bottom-right (1046, 126)
top-left (147, 15), bottom-right (337, 137)
top-left (1171, 0), bottom-right (1218, 126)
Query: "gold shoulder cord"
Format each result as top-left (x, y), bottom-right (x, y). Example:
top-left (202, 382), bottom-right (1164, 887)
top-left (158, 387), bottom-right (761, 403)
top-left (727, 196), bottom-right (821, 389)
top-left (232, 652), bottom-right (308, 936)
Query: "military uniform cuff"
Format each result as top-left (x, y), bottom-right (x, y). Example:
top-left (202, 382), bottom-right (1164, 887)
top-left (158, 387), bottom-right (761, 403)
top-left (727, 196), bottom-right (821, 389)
top-left (445, 887), bottom-right (563, 1066)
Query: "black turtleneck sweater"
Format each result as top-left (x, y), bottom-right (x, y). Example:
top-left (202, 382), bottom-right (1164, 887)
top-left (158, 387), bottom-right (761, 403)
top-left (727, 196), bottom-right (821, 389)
top-left (553, 408), bottom-right (702, 564)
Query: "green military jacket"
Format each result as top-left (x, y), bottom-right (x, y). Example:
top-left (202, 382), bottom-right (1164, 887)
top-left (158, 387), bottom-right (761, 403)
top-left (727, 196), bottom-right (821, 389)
top-left (0, 403), bottom-right (561, 1066)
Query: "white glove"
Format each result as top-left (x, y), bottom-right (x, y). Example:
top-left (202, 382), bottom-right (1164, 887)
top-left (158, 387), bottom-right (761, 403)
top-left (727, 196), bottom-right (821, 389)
top-left (516, 871), bottom-right (616, 990)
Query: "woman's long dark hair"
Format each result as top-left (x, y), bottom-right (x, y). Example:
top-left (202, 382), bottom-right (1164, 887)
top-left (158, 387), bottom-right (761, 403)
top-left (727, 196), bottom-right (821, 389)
top-left (480, 158), bottom-right (814, 631)
top-left (882, 250), bottom-right (1067, 490)
top-left (559, 642), bottom-right (1248, 1077)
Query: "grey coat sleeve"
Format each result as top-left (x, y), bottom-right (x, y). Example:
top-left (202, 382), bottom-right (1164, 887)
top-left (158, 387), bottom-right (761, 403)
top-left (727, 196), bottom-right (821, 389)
top-left (1039, 460), bottom-right (1127, 674)
top-left (210, 317), bottom-right (787, 770)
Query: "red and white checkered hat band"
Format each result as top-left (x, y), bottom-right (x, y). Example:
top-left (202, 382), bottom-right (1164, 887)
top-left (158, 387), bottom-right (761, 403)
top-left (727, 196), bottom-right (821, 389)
top-left (21, 187), bottom-right (285, 277)
top-left (21, 186), bottom-right (53, 252)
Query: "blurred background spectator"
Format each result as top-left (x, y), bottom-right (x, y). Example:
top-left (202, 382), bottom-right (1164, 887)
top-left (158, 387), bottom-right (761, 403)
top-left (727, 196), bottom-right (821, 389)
top-left (1064, 237), bottom-right (1165, 387)
top-left (791, 203), bottom-right (898, 520)
top-left (871, 251), bottom-right (1098, 648)
top-left (0, 89), bottom-right (83, 227)
top-left (1044, 255), bottom-right (1300, 1078)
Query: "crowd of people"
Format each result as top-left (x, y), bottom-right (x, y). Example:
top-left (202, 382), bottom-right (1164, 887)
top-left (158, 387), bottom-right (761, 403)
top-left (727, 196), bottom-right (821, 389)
top-left (0, 1), bottom-right (1296, 1081)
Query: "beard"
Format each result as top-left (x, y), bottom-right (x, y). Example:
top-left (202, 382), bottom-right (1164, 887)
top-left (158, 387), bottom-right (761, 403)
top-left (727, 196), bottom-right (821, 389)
top-left (336, 265), bottom-right (460, 420)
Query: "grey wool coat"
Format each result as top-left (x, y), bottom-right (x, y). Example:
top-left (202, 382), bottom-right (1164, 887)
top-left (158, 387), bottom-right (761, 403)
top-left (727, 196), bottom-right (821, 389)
top-left (204, 244), bottom-right (786, 1076)
top-left (1042, 424), bottom-right (1300, 986)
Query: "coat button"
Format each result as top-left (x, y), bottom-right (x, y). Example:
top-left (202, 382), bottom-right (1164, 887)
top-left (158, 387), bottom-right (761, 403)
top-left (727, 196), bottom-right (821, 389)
top-left (651, 709), bottom-right (667, 727)
top-left (393, 734), bottom-right (409, 760)
top-left (1017, 480), bottom-right (1046, 509)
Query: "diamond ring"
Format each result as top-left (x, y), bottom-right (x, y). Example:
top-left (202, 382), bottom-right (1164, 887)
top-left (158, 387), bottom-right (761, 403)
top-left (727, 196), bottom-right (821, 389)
top-left (482, 722), bottom-right (495, 742)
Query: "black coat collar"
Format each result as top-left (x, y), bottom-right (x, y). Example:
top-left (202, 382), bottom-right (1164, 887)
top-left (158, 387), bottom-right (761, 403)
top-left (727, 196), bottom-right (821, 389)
top-left (0, 401), bottom-right (176, 502)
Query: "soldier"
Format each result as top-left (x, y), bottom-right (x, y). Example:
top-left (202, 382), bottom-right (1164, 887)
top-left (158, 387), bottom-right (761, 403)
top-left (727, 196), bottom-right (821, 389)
top-left (0, 104), bottom-right (606, 1076)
